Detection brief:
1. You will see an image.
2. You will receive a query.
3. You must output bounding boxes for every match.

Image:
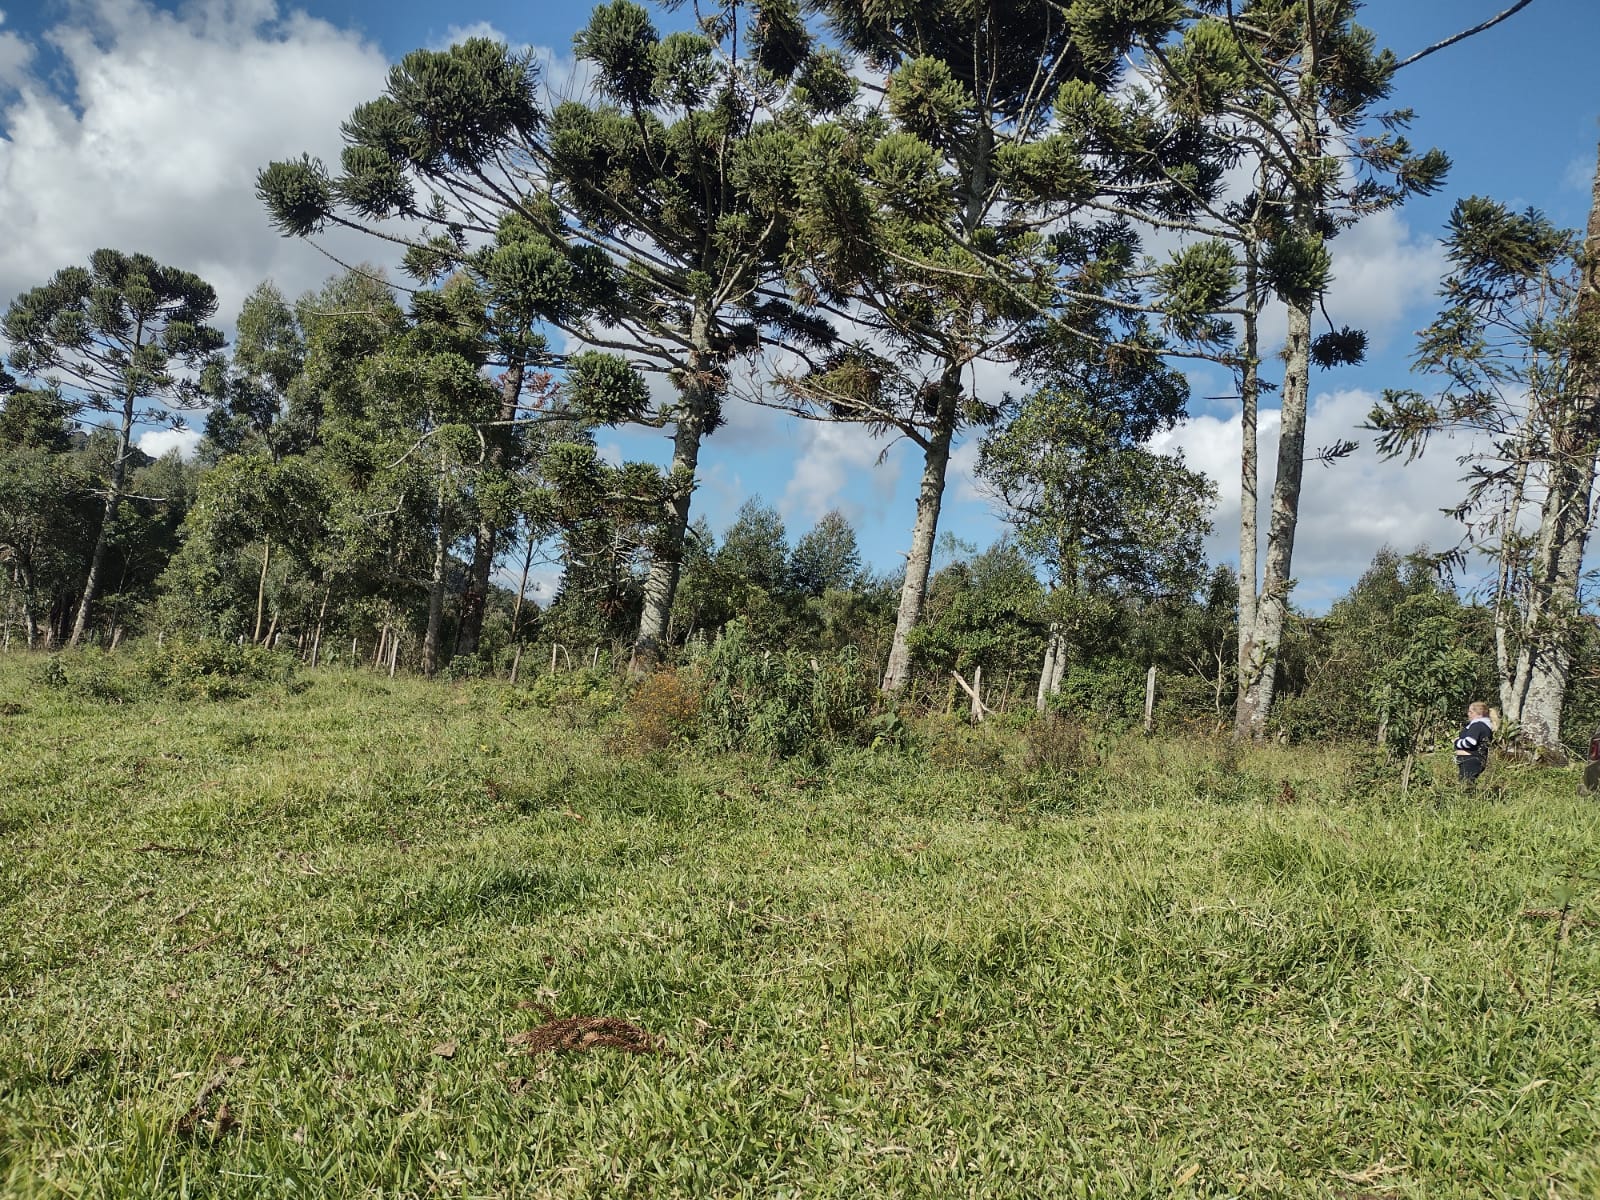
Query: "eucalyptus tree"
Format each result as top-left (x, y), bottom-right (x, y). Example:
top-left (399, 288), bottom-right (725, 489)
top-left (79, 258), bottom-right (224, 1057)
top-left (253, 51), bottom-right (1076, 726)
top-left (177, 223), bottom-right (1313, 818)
top-left (2, 251), bottom-right (224, 646)
top-left (779, 0), bottom-right (1197, 693)
top-left (258, 2), bottom-right (847, 669)
top-left (1055, 1), bottom-right (1450, 737)
top-left (203, 282), bottom-right (304, 463)
top-left (1368, 159), bottom-right (1600, 755)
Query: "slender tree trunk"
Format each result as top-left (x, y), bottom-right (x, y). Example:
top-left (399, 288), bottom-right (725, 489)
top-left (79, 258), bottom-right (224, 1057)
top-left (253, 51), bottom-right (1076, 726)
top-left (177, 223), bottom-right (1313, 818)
top-left (253, 539), bottom-right (271, 644)
top-left (882, 376), bottom-right (961, 693)
top-left (1239, 296), bottom-right (1313, 738)
top-left (310, 585), bottom-right (330, 669)
top-left (69, 379), bottom-right (139, 648)
top-left (1234, 280), bottom-right (1264, 737)
top-left (510, 524), bottom-right (537, 643)
top-left (456, 361), bottom-right (525, 659)
top-left (1494, 452), bottom-right (1535, 722)
top-left (1036, 623), bottom-right (1061, 713)
top-left (632, 320), bottom-right (716, 672)
top-left (1518, 140), bottom-right (1600, 756)
top-left (422, 503), bottom-right (453, 676)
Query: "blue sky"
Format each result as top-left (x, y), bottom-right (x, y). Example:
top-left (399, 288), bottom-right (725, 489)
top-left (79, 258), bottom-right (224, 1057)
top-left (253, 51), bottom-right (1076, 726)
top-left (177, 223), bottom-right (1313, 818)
top-left (1, 0), bottom-right (1596, 608)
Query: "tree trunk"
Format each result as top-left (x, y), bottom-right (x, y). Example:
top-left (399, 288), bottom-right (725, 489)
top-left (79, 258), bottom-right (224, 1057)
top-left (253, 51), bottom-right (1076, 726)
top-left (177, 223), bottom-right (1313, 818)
top-left (1234, 280), bottom-right (1264, 737)
top-left (310, 585), bottom-right (330, 669)
top-left (632, 322), bottom-right (715, 672)
top-left (421, 503), bottom-right (453, 676)
top-left (1238, 295), bottom-right (1312, 738)
top-left (253, 539), bottom-right (271, 644)
top-left (1517, 139), bottom-right (1600, 756)
top-left (1036, 624), bottom-right (1062, 713)
top-left (881, 375), bottom-right (961, 693)
top-left (456, 361), bottom-right (526, 659)
top-left (69, 380), bottom-right (139, 648)
top-left (510, 524), bottom-right (537, 643)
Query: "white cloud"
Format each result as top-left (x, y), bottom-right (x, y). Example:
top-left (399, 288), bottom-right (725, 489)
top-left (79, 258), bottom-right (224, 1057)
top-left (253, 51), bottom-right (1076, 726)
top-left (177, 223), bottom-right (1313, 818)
top-left (1322, 210), bottom-right (1445, 352)
top-left (0, 9), bottom-right (33, 91)
top-left (1154, 386), bottom-right (1478, 610)
top-left (137, 427), bottom-right (202, 460)
top-left (435, 21), bottom-right (508, 50)
top-left (780, 416), bottom-right (899, 527)
top-left (0, 0), bottom-right (394, 334)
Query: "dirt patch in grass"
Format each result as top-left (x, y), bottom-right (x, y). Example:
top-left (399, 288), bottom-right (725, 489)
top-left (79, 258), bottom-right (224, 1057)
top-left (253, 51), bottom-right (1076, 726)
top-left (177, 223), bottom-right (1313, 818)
top-left (507, 1016), bottom-right (667, 1055)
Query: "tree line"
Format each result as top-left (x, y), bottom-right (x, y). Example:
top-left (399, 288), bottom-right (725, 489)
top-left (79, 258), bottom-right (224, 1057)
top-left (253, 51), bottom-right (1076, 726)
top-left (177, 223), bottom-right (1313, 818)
top-left (2, 0), bottom-right (1596, 754)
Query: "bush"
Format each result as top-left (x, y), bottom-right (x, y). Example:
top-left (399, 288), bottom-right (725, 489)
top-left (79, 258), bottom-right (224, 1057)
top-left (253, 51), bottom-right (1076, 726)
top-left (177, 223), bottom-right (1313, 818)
top-left (506, 668), bottom-right (619, 729)
top-left (1052, 661), bottom-right (1146, 727)
top-left (921, 712), bottom-right (1012, 772)
top-left (616, 669), bottom-right (703, 754)
top-left (442, 655), bottom-right (489, 682)
top-left (33, 651), bottom-right (137, 703)
top-left (694, 620), bottom-right (872, 760)
top-left (138, 639), bottom-right (297, 700)
top-left (1022, 714), bottom-right (1098, 775)
top-left (33, 639), bottom-right (297, 702)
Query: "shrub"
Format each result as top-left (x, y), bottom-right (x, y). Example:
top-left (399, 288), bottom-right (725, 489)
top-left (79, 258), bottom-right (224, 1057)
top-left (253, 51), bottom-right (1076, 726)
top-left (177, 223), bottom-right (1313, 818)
top-left (442, 655), bottom-right (489, 682)
top-left (1052, 661), bottom-right (1146, 727)
top-left (507, 668), bottom-right (619, 729)
top-left (33, 651), bottom-right (137, 703)
top-left (922, 712), bottom-right (1012, 772)
top-left (1021, 713), bottom-right (1097, 775)
top-left (694, 620), bottom-right (872, 760)
top-left (138, 639), bottom-right (297, 700)
top-left (617, 669), bottom-right (703, 754)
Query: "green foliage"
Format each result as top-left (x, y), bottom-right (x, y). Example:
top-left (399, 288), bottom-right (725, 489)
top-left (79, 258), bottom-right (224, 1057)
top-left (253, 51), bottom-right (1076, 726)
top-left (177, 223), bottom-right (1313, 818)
top-left (912, 542), bottom-right (1045, 678)
top-left (1153, 239), bottom-right (1239, 343)
top-left (508, 666), bottom-right (619, 728)
top-left (978, 355), bottom-right (1213, 605)
top-left (138, 638), bottom-right (299, 700)
top-left (1052, 659), bottom-right (1147, 727)
top-left (695, 619), bottom-right (872, 759)
top-left (790, 510), bottom-right (864, 597)
top-left (33, 639), bottom-right (297, 702)
top-left (1370, 591), bottom-right (1488, 761)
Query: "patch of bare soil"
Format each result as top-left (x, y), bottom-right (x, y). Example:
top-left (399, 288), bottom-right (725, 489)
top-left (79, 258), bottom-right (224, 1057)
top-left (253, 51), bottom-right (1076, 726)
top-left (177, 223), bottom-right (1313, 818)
top-left (506, 1016), bottom-right (667, 1056)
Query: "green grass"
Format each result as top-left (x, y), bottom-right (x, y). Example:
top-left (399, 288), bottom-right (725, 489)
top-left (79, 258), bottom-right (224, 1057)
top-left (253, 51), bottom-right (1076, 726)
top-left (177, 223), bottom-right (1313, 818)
top-left (2, 653), bottom-right (1599, 1198)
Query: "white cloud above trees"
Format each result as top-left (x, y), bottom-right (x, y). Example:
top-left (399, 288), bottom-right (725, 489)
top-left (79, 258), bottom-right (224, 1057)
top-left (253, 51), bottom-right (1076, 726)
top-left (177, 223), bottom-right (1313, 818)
top-left (0, 0), bottom-right (392, 327)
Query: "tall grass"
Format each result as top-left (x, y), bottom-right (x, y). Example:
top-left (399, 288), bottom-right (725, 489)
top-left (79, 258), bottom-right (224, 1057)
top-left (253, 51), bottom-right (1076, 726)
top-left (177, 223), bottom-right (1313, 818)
top-left (1, 652), bottom-right (1598, 1197)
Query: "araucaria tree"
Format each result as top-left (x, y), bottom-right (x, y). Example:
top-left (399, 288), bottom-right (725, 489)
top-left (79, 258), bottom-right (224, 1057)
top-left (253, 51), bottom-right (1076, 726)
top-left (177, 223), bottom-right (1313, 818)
top-left (783, 0), bottom-right (1188, 693)
top-left (258, 1), bottom-right (845, 668)
top-left (2, 251), bottom-right (224, 646)
top-left (1370, 145), bottom-right (1600, 755)
top-left (1073, 1), bottom-right (1449, 737)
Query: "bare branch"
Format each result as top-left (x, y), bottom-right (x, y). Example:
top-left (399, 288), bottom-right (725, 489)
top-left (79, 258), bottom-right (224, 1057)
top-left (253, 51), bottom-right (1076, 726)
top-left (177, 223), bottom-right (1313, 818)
top-left (1397, 0), bottom-right (1540, 69)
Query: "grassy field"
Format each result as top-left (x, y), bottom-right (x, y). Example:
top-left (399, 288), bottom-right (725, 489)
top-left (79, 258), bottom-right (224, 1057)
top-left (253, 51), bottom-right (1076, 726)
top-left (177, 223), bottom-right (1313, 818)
top-left (2, 652), bottom-right (1599, 1198)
